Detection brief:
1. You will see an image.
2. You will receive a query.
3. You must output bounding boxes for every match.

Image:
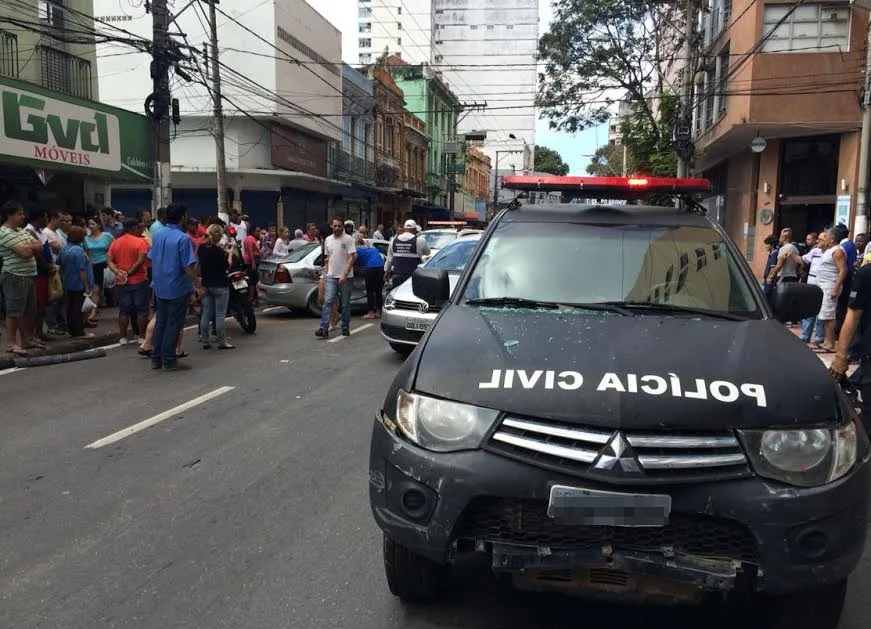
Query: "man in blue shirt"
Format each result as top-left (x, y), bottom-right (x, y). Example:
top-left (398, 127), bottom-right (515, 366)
top-left (147, 203), bottom-right (197, 370)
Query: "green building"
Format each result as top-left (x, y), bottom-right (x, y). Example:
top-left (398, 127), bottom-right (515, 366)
top-left (388, 57), bottom-right (462, 211)
top-left (0, 1), bottom-right (152, 213)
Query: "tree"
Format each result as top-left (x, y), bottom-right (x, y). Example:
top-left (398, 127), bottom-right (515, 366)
top-left (586, 143), bottom-right (627, 176)
top-left (534, 146), bottom-right (570, 176)
top-left (537, 0), bottom-right (689, 171)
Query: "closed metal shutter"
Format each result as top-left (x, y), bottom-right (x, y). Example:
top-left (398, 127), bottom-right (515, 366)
top-left (109, 189), bottom-right (151, 217)
top-left (282, 188), bottom-right (307, 231)
top-left (240, 190), bottom-right (280, 229)
top-left (306, 192), bottom-right (330, 227)
top-left (173, 189), bottom-right (219, 219)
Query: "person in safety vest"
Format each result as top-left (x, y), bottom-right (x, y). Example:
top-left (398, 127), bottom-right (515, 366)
top-left (384, 219), bottom-right (430, 289)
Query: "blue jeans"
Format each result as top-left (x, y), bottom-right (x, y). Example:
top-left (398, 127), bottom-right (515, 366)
top-left (319, 276), bottom-right (352, 331)
top-left (152, 295), bottom-right (189, 367)
top-left (200, 287), bottom-right (229, 345)
top-left (800, 316), bottom-right (825, 343)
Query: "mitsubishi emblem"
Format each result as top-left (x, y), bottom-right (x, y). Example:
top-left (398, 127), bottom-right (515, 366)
top-left (591, 432), bottom-right (642, 474)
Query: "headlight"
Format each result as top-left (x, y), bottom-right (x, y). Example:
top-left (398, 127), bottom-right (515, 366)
top-left (394, 390), bottom-right (500, 452)
top-left (739, 421), bottom-right (859, 487)
top-left (384, 291), bottom-right (396, 310)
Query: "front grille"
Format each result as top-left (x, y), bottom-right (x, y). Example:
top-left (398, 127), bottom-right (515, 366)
top-left (487, 416), bottom-right (751, 484)
top-left (454, 497), bottom-right (759, 563)
top-left (394, 299), bottom-right (440, 312)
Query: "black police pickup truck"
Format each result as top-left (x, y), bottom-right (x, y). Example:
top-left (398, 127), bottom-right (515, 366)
top-left (368, 175), bottom-right (870, 628)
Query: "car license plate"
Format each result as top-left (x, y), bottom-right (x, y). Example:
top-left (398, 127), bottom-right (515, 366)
top-left (405, 320), bottom-right (430, 332)
top-left (547, 485), bottom-right (671, 527)
top-left (232, 279), bottom-right (248, 290)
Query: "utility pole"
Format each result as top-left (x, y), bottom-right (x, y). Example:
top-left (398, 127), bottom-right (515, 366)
top-left (206, 0), bottom-right (229, 222)
top-left (854, 12), bottom-right (871, 236)
top-left (148, 0), bottom-right (172, 211)
top-left (448, 153), bottom-right (457, 220)
top-left (675, 0), bottom-right (696, 178)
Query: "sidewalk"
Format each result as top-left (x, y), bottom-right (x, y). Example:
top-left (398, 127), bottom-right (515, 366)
top-left (786, 323), bottom-right (857, 374)
top-left (0, 308), bottom-right (123, 369)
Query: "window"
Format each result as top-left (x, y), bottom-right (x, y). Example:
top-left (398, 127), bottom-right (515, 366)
top-left (487, 25), bottom-right (495, 30)
top-left (397, 22), bottom-right (402, 30)
top-left (359, 53), bottom-right (372, 63)
top-left (459, 222), bottom-right (761, 317)
top-left (359, 23), bottom-right (371, 33)
top-left (397, 6), bottom-right (401, 14)
top-left (470, 25), bottom-right (478, 30)
top-left (506, 25), bottom-right (514, 30)
top-left (0, 29), bottom-right (19, 78)
top-left (397, 37), bottom-right (402, 45)
top-left (762, 4), bottom-right (850, 53)
top-left (359, 7), bottom-right (372, 18)
top-left (359, 38), bottom-right (371, 48)
top-left (716, 45), bottom-right (729, 117)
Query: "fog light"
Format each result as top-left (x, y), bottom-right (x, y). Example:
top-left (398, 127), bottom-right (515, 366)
top-left (401, 489), bottom-right (428, 517)
top-left (794, 528), bottom-right (829, 561)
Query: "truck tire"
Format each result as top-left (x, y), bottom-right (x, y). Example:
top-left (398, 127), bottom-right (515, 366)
top-left (756, 580), bottom-right (847, 629)
top-left (382, 534), bottom-right (447, 603)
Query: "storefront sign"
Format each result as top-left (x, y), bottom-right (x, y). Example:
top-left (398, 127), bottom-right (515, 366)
top-left (0, 76), bottom-right (153, 182)
top-left (835, 195), bottom-right (851, 227)
top-left (270, 122), bottom-right (328, 178)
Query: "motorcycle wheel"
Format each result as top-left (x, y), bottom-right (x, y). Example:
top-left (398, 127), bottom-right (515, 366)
top-left (233, 301), bottom-right (257, 334)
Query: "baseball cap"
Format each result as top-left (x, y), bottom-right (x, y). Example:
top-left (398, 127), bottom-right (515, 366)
top-left (404, 219), bottom-right (417, 230)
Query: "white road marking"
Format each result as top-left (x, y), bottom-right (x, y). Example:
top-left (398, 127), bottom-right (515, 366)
top-left (328, 323), bottom-right (374, 343)
top-left (84, 386), bottom-right (235, 449)
top-left (261, 306), bottom-right (284, 313)
top-left (0, 367), bottom-right (23, 376)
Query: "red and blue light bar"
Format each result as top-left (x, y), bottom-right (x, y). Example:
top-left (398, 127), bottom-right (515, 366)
top-left (501, 175), bottom-right (712, 196)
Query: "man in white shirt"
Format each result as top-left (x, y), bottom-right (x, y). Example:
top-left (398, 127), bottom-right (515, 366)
top-left (316, 218), bottom-right (357, 339)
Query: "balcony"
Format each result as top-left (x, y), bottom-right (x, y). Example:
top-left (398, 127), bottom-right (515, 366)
top-left (38, 45), bottom-right (93, 100)
top-left (333, 149), bottom-right (374, 185)
top-left (0, 30), bottom-right (19, 78)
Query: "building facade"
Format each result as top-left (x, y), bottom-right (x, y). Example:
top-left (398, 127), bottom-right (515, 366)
top-left (432, 0), bottom-right (537, 174)
top-left (454, 145), bottom-right (490, 221)
top-left (94, 0), bottom-right (347, 230)
top-left (370, 61), bottom-right (407, 229)
top-left (0, 0), bottom-right (152, 213)
top-left (336, 63), bottom-right (376, 227)
top-left (689, 0), bottom-right (867, 277)
top-left (358, 0), bottom-right (432, 65)
top-left (386, 55), bottom-right (460, 214)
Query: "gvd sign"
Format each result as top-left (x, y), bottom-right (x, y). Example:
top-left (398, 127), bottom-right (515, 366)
top-left (0, 87), bottom-right (122, 173)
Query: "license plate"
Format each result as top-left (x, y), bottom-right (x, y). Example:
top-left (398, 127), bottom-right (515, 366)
top-left (232, 279), bottom-right (248, 289)
top-left (405, 320), bottom-right (430, 332)
top-left (547, 486), bottom-right (671, 527)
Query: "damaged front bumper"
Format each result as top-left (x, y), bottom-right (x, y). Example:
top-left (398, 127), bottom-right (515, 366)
top-left (368, 415), bottom-right (870, 596)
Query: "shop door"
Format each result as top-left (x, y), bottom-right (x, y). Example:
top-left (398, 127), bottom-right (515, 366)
top-left (110, 189), bottom-right (151, 217)
top-left (174, 189), bottom-right (219, 219)
top-left (240, 190), bottom-right (280, 230)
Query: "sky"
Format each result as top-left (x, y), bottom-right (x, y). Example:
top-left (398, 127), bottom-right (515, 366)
top-left (305, 0), bottom-right (605, 175)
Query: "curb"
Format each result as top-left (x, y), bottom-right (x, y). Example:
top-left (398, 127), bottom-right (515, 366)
top-left (0, 331), bottom-right (120, 370)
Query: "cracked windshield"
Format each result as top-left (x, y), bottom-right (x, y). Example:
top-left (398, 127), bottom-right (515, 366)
top-left (0, 0), bottom-right (868, 628)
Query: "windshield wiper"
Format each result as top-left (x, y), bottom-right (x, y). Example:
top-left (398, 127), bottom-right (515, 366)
top-left (466, 297), bottom-right (561, 310)
top-left (602, 301), bottom-right (747, 321)
top-left (465, 298), bottom-right (633, 315)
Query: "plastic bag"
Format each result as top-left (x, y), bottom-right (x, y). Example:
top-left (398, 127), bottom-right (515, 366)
top-left (103, 268), bottom-right (117, 289)
top-left (48, 269), bottom-right (63, 301)
top-left (82, 295), bottom-right (97, 313)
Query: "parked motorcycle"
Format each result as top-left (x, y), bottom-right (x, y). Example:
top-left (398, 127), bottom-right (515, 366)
top-left (227, 269), bottom-right (257, 334)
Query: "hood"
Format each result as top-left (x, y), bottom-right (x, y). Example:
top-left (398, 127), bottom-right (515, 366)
top-left (413, 306), bottom-right (840, 431)
top-left (391, 273), bottom-right (462, 302)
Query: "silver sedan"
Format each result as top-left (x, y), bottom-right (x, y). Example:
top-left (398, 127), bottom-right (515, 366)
top-left (259, 239), bottom-right (388, 316)
top-left (381, 234), bottom-right (481, 354)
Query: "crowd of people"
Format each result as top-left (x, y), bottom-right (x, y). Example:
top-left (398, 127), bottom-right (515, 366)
top-left (0, 197), bottom-right (422, 363)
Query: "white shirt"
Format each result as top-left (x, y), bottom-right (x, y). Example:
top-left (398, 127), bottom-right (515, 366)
top-left (232, 221), bottom-right (247, 244)
top-left (273, 238), bottom-right (289, 257)
top-left (802, 247), bottom-right (823, 284)
top-left (323, 233), bottom-right (357, 278)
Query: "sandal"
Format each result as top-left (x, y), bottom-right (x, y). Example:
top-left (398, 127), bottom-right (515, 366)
top-left (217, 343), bottom-right (236, 350)
top-left (7, 346), bottom-right (27, 357)
top-left (175, 351), bottom-right (189, 359)
top-left (25, 341), bottom-right (46, 349)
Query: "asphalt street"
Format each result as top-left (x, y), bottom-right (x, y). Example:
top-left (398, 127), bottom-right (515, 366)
top-left (0, 309), bottom-right (869, 629)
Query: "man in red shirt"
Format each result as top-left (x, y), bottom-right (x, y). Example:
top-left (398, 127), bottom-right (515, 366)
top-left (107, 218), bottom-right (151, 344)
